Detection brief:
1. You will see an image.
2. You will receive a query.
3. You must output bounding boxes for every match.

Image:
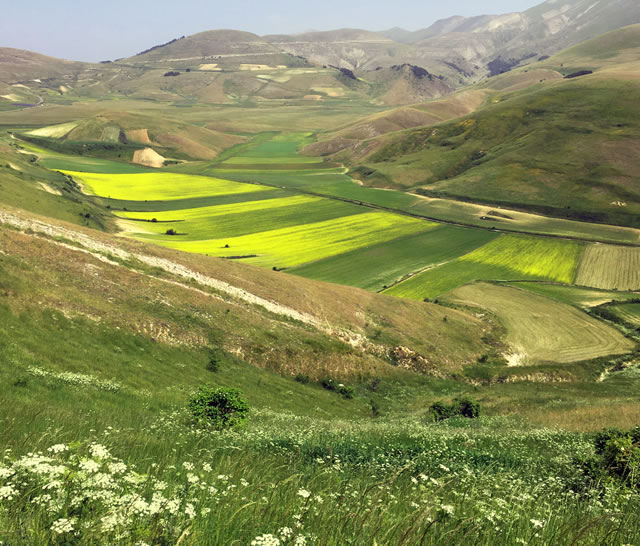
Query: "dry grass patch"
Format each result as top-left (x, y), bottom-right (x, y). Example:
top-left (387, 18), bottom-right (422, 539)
top-left (576, 244), bottom-right (640, 290)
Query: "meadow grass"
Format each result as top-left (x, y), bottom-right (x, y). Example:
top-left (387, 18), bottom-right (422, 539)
top-left (290, 226), bottom-right (498, 291)
top-left (63, 171), bottom-right (273, 201)
top-left (140, 212), bottom-right (434, 268)
top-left (386, 235), bottom-right (583, 299)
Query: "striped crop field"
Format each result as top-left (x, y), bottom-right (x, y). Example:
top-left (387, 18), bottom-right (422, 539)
top-left (118, 195), bottom-right (366, 240)
top-left (445, 282), bottom-right (635, 364)
top-left (385, 234), bottom-right (583, 300)
top-left (149, 212), bottom-right (434, 268)
top-left (63, 171), bottom-right (273, 201)
top-left (575, 244), bottom-right (640, 290)
top-left (289, 226), bottom-right (498, 291)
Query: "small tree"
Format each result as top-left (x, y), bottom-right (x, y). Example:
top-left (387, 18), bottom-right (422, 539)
top-left (189, 386), bottom-right (249, 430)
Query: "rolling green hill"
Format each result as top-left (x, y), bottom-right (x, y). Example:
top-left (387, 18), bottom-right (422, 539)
top-left (326, 26), bottom-right (640, 228)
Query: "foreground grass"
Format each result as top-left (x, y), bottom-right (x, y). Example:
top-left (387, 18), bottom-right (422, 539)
top-left (1, 407), bottom-right (639, 545)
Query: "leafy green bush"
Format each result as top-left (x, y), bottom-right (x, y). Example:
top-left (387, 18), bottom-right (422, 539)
top-left (429, 397), bottom-right (481, 422)
top-left (188, 386), bottom-right (249, 430)
top-left (206, 348), bottom-right (225, 373)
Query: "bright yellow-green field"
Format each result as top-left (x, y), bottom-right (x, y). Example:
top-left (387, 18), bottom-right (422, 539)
top-left (146, 212), bottom-right (436, 268)
top-left (63, 171), bottom-right (273, 201)
top-left (460, 235), bottom-right (582, 283)
top-left (119, 195), bottom-right (321, 222)
top-left (385, 234), bottom-right (583, 299)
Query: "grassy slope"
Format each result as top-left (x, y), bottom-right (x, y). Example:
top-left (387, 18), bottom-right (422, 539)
top-left (338, 26), bottom-right (640, 228)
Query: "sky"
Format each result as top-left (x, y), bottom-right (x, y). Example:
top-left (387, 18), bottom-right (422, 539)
top-left (1, 0), bottom-right (542, 62)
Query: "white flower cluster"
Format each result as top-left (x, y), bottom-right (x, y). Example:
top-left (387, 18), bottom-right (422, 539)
top-left (27, 366), bottom-right (122, 392)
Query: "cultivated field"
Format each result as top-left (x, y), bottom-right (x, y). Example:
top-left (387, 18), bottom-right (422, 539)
top-left (506, 282), bottom-right (640, 307)
top-left (149, 211), bottom-right (433, 268)
top-left (445, 282), bottom-right (635, 364)
top-left (290, 226), bottom-right (498, 291)
top-left (576, 244), bottom-right (640, 290)
top-left (385, 235), bottom-right (583, 299)
top-left (65, 171), bottom-right (272, 201)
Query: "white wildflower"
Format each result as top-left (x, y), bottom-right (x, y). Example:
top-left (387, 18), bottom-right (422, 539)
top-left (440, 504), bottom-right (455, 516)
top-left (251, 534), bottom-right (280, 546)
top-left (79, 459), bottom-right (100, 473)
top-left (185, 503), bottom-right (196, 519)
top-left (530, 519), bottom-right (545, 528)
top-left (51, 517), bottom-right (75, 535)
top-left (0, 485), bottom-right (18, 500)
top-left (89, 443), bottom-right (110, 459)
top-left (47, 444), bottom-right (68, 454)
top-left (183, 462), bottom-right (195, 471)
top-left (279, 527), bottom-right (293, 539)
top-left (297, 488), bottom-right (311, 499)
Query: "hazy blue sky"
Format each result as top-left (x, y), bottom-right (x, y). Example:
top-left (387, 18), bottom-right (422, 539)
top-left (2, 0), bottom-right (541, 62)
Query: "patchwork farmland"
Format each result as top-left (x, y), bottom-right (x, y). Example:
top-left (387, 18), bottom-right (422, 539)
top-left (384, 235), bottom-right (583, 299)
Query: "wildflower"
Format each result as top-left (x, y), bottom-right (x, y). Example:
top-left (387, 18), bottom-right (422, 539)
top-left (439, 504), bottom-right (455, 516)
top-left (183, 462), bottom-right (194, 471)
top-left (187, 473), bottom-right (199, 484)
top-left (0, 485), bottom-right (18, 501)
top-left (203, 463), bottom-right (212, 472)
top-left (89, 444), bottom-right (110, 459)
top-left (251, 534), bottom-right (280, 546)
top-left (47, 444), bottom-right (68, 454)
top-left (294, 537), bottom-right (307, 546)
top-left (51, 517), bottom-right (75, 535)
top-left (79, 459), bottom-right (100, 473)
top-left (0, 467), bottom-right (14, 479)
top-left (297, 488), bottom-right (311, 499)
top-left (530, 519), bottom-right (545, 528)
top-left (185, 503), bottom-right (196, 519)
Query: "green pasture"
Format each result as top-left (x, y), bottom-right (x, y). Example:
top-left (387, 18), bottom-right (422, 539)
top-left (290, 226), bottom-right (497, 291)
top-left (610, 303), bottom-right (640, 327)
top-left (385, 235), bottom-right (583, 299)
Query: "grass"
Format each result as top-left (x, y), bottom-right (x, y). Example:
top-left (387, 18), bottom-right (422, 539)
top-left (576, 244), bottom-right (640, 290)
top-left (444, 282), bottom-right (635, 365)
top-left (143, 211), bottom-right (434, 268)
top-left (385, 234), bottom-right (583, 299)
top-left (289, 226), bottom-right (498, 291)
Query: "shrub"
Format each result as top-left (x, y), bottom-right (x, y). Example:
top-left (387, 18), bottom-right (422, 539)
top-left (320, 378), bottom-right (355, 399)
top-left (429, 397), bottom-right (481, 422)
top-left (294, 373), bottom-right (310, 384)
top-left (206, 348), bottom-right (225, 373)
top-left (188, 386), bottom-right (249, 430)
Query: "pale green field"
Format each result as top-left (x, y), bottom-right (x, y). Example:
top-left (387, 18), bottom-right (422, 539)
top-left (63, 171), bottom-right (273, 201)
top-left (26, 121), bottom-right (78, 138)
top-left (445, 282), bottom-right (635, 364)
top-left (144, 212), bottom-right (435, 268)
top-left (576, 244), bottom-right (640, 291)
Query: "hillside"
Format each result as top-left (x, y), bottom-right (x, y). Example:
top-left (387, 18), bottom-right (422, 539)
top-left (319, 25), bottom-right (640, 228)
